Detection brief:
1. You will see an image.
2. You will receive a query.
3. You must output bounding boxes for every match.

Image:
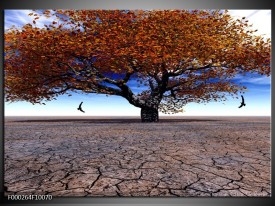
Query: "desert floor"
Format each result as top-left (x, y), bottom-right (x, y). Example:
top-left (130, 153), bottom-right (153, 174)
top-left (4, 116), bottom-right (271, 197)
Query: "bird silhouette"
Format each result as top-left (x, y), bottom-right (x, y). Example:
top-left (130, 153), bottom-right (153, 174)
top-left (77, 102), bottom-right (85, 113)
top-left (238, 95), bottom-right (246, 108)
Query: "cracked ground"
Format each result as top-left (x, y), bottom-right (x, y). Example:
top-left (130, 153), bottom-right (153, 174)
top-left (4, 116), bottom-right (271, 197)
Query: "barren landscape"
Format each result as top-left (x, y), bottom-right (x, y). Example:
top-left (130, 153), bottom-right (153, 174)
top-left (4, 116), bottom-right (271, 197)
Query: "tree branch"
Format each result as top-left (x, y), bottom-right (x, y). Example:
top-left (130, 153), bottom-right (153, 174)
top-left (169, 64), bottom-right (212, 77)
top-left (57, 62), bottom-right (80, 75)
top-left (123, 71), bottom-right (134, 83)
top-left (72, 78), bottom-right (122, 96)
top-left (148, 78), bottom-right (155, 91)
top-left (42, 86), bottom-right (71, 95)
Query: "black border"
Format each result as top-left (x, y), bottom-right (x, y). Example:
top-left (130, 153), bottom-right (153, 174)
top-left (1, 0), bottom-right (273, 206)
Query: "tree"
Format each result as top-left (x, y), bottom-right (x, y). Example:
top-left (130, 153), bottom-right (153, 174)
top-left (5, 10), bottom-right (270, 122)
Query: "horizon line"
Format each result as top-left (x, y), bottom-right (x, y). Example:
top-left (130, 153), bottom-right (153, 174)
top-left (5, 115), bottom-right (271, 117)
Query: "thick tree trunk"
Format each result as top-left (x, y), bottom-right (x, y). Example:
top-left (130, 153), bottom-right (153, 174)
top-left (141, 107), bottom-right (159, 122)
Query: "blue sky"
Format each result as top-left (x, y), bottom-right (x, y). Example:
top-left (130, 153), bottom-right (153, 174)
top-left (4, 10), bottom-right (271, 116)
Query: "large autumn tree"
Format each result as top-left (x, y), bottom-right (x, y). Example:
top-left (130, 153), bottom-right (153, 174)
top-left (5, 10), bottom-right (270, 122)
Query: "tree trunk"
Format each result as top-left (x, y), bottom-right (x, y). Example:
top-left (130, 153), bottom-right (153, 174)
top-left (141, 107), bottom-right (159, 122)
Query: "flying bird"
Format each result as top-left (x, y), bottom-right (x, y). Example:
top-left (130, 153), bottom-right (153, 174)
top-left (238, 95), bottom-right (246, 108)
top-left (77, 102), bottom-right (85, 113)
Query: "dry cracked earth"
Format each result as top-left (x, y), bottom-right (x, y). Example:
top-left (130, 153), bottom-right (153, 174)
top-left (4, 116), bottom-right (271, 197)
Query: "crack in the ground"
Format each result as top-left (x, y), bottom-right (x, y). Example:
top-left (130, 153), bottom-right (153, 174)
top-left (4, 117), bottom-right (270, 196)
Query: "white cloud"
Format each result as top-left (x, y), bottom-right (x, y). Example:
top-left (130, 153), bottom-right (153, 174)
top-left (240, 77), bottom-right (271, 85)
top-left (233, 74), bottom-right (271, 85)
top-left (228, 10), bottom-right (271, 38)
top-left (5, 10), bottom-right (60, 30)
top-left (5, 10), bottom-right (33, 29)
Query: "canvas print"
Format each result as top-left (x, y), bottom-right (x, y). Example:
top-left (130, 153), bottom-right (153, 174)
top-left (4, 9), bottom-right (271, 197)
